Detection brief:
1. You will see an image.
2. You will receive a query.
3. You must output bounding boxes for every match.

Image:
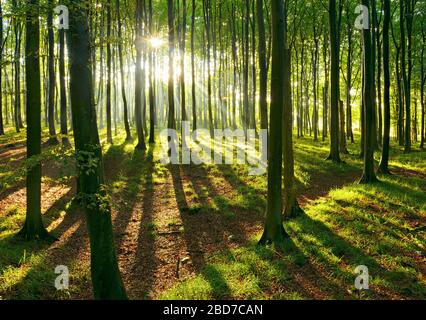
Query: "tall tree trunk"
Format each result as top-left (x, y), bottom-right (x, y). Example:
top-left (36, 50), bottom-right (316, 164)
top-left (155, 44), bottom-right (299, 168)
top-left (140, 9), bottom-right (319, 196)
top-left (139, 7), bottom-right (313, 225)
top-left (106, 0), bottom-right (113, 144)
top-left (135, 0), bottom-right (147, 150)
top-left (180, 0), bottom-right (187, 127)
top-left (59, 28), bottom-right (70, 146)
top-left (47, 0), bottom-right (58, 144)
top-left (0, 2), bottom-right (4, 136)
top-left (360, 0), bottom-right (379, 184)
top-left (322, 31), bottom-right (329, 141)
top-left (313, 27), bottom-right (319, 142)
top-left (116, 0), bottom-right (132, 141)
top-left (282, 2), bottom-right (302, 219)
top-left (243, 0), bottom-right (250, 132)
top-left (326, 0), bottom-right (342, 162)
top-left (346, 6), bottom-right (354, 143)
top-left (13, 0), bottom-right (22, 133)
top-left (257, 0), bottom-right (268, 131)
top-left (339, 100), bottom-right (348, 154)
top-left (67, 0), bottom-right (127, 299)
top-left (378, 0), bottom-right (391, 173)
top-left (168, 0), bottom-right (176, 131)
top-left (191, 0), bottom-right (197, 132)
top-left (250, 0), bottom-right (256, 132)
top-left (19, 0), bottom-right (50, 240)
top-left (148, 0), bottom-right (155, 144)
top-left (259, 0), bottom-right (289, 246)
top-left (400, 0), bottom-right (410, 152)
top-left (421, 25), bottom-right (425, 150)
top-left (202, 0), bottom-right (213, 137)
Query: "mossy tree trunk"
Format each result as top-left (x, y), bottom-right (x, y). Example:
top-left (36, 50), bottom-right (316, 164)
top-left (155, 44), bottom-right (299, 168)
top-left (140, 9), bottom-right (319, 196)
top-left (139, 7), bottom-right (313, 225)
top-left (20, 0), bottom-right (50, 240)
top-left (360, 0), bottom-right (379, 184)
top-left (67, 0), bottom-right (127, 299)
top-left (326, 0), bottom-right (342, 163)
top-left (259, 0), bottom-right (289, 246)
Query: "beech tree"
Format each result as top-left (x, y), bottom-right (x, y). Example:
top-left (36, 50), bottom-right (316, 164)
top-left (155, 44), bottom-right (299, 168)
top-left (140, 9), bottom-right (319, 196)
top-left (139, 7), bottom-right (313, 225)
top-left (19, 0), bottom-right (50, 240)
top-left (67, 0), bottom-right (127, 299)
top-left (259, 0), bottom-right (289, 246)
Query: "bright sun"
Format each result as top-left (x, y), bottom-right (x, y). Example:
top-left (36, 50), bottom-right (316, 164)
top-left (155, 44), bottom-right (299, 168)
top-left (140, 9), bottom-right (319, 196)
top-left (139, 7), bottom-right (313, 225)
top-left (149, 37), bottom-right (164, 49)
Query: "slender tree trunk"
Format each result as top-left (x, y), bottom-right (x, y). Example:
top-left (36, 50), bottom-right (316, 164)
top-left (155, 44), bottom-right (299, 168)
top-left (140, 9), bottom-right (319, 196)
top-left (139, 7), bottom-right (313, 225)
top-left (243, 0), bottom-right (250, 132)
top-left (202, 0), bottom-right (213, 137)
top-left (322, 33), bottom-right (329, 141)
top-left (135, 0), bottom-right (147, 150)
top-left (0, 2), bottom-right (4, 136)
top-left (259, 0), bottom-right (289, 246)
top-left (180, 0), bottom-right (187, 128)
top-left (59, 28), bottom-right (70, 146)
top-left (47, 0), bottom-right (58, 144)
top-left (148, 0), bottom-right (155, 144)
top-left (360, 0), bottom-right (379, 184)
top-left (106, 0), bottom-right (113, 144)
top-left (400, 0), bottom-right (410, 152)
top-left (191, 0), bottom-right (197, 132)
top-left (257, 0), bottom-right (268, 131)
top-left (346, 9), bottom-right (354, 143)
top-left (19, 0), bottom-right (50, 240)
top-left (13, 0), bottom-right (22, 133)
top-left (421, 26), bottom-right (425, 150)
top-left (116, 0), bottom-right (132, 141)
top-left (378, 0), bottom-right (391, 173)
top-left (168, 0), bottom-right (176, 131)
top-left (339, 100), bottom-right (348, 154)
top-left (282, 7), bottom-right (302, 219)
top-left (326, 0), bottom-right (342, 162)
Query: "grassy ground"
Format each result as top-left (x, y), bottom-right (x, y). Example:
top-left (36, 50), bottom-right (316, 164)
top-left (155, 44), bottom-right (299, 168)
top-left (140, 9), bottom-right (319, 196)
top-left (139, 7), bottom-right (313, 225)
top-left (0, 127), bottom-right (425, 300)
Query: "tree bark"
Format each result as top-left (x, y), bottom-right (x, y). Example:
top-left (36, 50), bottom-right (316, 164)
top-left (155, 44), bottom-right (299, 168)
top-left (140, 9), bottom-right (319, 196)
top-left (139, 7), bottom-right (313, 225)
top-left (259, 0), bottom-right (289, 246)
top-left (19, 0), bottom-right (50, 240)
top-left (116, 0), bottom-right (132, 141)
top-left (67, 0), bottom-right (127, 299)
top-left (378, 0), bottom-right (391, 174)
top-left (360, 0), bottom-right (379, 184)
top-left (257, 0), bottom-right (268, 131)
top-left (326, 0), bottom-right (341, 162)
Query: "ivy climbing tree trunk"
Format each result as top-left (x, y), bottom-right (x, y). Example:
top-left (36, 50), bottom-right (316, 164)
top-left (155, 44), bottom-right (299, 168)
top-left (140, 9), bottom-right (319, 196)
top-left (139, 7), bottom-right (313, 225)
top-left (67, 0), bottom-right (127, 299)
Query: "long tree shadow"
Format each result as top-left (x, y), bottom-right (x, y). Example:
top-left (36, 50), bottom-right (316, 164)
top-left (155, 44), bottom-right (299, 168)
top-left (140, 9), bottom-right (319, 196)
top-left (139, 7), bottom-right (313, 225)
top-left (287, 210), bottom-right (425, 299)
top-left (0, 194), bottom-right (89, 299)
top-left (129, 146), bottom-right (158, 299)
top-left (168, 164), bottom-right (232, 299)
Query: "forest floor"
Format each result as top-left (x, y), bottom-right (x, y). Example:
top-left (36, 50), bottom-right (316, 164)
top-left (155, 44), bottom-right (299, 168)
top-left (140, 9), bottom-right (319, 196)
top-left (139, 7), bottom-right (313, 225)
top-left (0, 127), bottom-right (425, 300)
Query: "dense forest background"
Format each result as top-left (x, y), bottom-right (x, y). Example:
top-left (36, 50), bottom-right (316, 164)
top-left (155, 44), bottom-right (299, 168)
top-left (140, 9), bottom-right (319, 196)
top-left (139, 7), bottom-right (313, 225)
top-left (0, 0), bottom-right (425, 300)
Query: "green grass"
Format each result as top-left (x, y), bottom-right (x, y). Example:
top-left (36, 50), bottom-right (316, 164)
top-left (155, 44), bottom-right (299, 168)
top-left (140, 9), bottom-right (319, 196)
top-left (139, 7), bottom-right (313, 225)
top-left (161, 136), bottom-right (426, 300)
top-left (162, 173), bottom-right (425, 300)
top-left (0, 127), bottom-right (425, 300)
